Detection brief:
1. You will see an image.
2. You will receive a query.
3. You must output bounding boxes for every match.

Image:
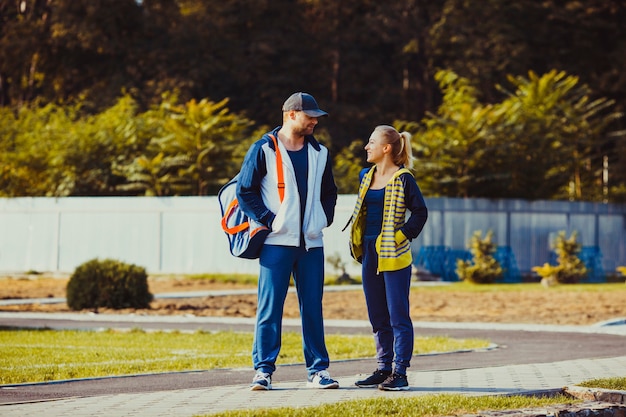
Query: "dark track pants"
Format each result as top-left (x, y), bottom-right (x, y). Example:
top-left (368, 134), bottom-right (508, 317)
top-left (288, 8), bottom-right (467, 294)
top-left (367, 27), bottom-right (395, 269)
top-left (361, 236), bottom-right (413, 374)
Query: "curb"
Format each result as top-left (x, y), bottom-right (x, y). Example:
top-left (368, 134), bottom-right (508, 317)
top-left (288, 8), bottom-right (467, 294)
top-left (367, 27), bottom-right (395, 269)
top-left (564, 385), bottom-right (626, 405)
top-left (459, 401), bottom-right (626, 417)
top-left (458, 386), bottom-right (626, 417)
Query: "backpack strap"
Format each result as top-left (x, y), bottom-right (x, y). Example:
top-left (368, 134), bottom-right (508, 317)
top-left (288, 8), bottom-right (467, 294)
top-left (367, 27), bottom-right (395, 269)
top-left (269, 134), bottom-right (285, 203)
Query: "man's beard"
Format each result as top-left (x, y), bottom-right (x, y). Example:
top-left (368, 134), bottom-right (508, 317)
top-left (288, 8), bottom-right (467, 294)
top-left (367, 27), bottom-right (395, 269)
top-left (295, 125), bottom-right (315, 136)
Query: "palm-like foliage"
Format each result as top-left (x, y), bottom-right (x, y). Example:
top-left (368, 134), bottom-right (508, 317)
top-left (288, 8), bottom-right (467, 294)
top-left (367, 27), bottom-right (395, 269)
top-left (115, 95), bottom-right (255, 196)
top-left (407, 69), bottom-right (623, 200)
top-left (499, 70), bottom-right (620, 200)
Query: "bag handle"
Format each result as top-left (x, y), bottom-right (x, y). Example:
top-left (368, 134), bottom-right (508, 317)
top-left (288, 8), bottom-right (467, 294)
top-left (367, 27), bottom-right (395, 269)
top-left (221, 199), bottom-right (249, 235)
top-left (269, 134), bottom-right (285, 203)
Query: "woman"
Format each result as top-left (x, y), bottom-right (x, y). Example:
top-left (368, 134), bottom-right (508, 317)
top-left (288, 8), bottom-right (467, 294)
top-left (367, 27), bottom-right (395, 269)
top-left (345, 125), bottom-right (428, 391)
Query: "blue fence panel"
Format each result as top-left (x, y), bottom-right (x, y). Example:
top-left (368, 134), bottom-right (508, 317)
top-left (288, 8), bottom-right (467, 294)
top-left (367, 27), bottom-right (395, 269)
top-left (579, 246), bottom-right (605, 282)
top-left (414, 246), bottom-right (472, 281)
top-left (414, 246), bottom-right (448, 277)
top-left (443, 249), bottom-right (472, 281)
top-left (494, 246), bottom-right (521, 283)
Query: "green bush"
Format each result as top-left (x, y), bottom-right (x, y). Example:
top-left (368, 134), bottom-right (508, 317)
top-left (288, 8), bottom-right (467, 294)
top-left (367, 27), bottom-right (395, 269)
top-left (66, 258), bottom-right (153, 311)
top-left (456, 230), bottom-right (503, 284)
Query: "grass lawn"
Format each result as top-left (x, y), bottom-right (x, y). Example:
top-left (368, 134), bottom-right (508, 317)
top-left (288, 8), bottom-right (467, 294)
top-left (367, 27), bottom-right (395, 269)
top-left (197, 393), bottom-right (580, 417)
top-left (0, 329), bottom-right (490, 385)
top-left (578, 377), bottom-right (626, 390)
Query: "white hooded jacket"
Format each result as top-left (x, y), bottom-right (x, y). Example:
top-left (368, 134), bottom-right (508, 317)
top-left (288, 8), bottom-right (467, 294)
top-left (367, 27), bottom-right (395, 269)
top-left (236, 129), bottom-right (337, 250)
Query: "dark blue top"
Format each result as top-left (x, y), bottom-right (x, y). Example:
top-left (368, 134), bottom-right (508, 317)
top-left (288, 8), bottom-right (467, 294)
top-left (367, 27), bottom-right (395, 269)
top-left (287, 147), bottom-right (308, 225)
top-left (364, 188), bottom-right (384, 237)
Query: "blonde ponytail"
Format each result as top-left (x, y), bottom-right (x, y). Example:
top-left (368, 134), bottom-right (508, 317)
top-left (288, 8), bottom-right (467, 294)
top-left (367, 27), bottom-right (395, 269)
top-left (374, 125), bottom-right (414, 169)
top-left (399, 131), bottom-right (414, 169)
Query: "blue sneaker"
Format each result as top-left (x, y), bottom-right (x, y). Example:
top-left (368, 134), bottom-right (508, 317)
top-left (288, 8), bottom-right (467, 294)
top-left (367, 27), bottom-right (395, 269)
top-left (307, 370), bottom-right (339, 389)
top-left (250, 371), bottom-right (272, 391)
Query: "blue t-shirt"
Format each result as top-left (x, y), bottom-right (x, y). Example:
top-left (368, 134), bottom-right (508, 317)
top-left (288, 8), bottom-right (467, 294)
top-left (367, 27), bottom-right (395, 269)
top-left (364, 187), bottom-right (384, 237)
top-left (287, 147), bottom-right (308, 239)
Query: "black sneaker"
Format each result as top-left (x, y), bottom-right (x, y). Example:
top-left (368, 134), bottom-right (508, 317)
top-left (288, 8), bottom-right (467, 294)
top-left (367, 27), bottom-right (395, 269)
top-left (355, 369), bottom-right (392, 388)
top-left (378, 373), bottom-right (409, 391)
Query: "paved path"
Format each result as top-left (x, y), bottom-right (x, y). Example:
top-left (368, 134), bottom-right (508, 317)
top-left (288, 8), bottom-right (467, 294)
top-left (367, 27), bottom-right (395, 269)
top-left (1, 289), bottom-right (625, 416)
top-left (2, 356), bottom-right (626, 417)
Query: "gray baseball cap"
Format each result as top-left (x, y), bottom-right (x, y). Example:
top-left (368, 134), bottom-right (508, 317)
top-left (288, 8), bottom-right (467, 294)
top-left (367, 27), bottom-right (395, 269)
top-left (282, 92), bottom-right (328, 117)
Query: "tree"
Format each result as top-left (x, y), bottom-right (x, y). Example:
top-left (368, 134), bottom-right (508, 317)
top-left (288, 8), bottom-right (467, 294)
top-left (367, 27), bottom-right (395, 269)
top-left (0, 95), bottom-right (149, 197)
top-left (2, 1), bottom-right (626, 199)
top-left (408, 69), bottom-right (623, 201)
top-left (0, 0), bottom-right (53, 106)
top-left (0, 102), bottom-right (80, 196)
top-left (64, 95), bottom-right (147, 196)
top-left (497, 70), bottom-right (622, 201)
top-left (114, 153), bottom-right (181, 197)
top-left (332, 139), bottom-right (366, 194)
top-left (115, 94), bottom-right (256, 196)
top-left (409, 70), bottom-right (498, 197)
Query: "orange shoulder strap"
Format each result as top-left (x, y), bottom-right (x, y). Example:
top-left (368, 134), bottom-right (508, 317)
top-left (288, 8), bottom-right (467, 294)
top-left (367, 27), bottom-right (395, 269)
top-left (269, 134), bottom-right (285, 203)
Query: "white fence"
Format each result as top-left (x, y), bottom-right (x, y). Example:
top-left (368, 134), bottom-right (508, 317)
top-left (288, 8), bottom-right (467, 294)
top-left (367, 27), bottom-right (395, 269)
top-left (1, 196), bottom-right (625, 277)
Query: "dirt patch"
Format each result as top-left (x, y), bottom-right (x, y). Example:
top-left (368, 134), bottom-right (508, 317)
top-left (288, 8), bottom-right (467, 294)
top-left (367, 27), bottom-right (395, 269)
top-left (1, 275), bottom-right (625, 325)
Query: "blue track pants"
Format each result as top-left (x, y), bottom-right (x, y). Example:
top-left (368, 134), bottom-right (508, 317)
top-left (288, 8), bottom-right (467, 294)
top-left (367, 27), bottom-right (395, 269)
top-left (252, 244), bottom-right (329, 376)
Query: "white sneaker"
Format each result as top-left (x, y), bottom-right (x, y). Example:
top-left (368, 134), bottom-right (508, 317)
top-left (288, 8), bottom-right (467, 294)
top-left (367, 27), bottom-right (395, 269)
top-left (250, 371), bottom-right (272, 391)
top-left (306, 370), bottom-right (339, 389)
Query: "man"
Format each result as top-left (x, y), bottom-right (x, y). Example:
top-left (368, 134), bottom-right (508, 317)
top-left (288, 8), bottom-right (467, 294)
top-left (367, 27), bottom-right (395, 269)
top-left (236, 92), bottom-right (339, 390)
